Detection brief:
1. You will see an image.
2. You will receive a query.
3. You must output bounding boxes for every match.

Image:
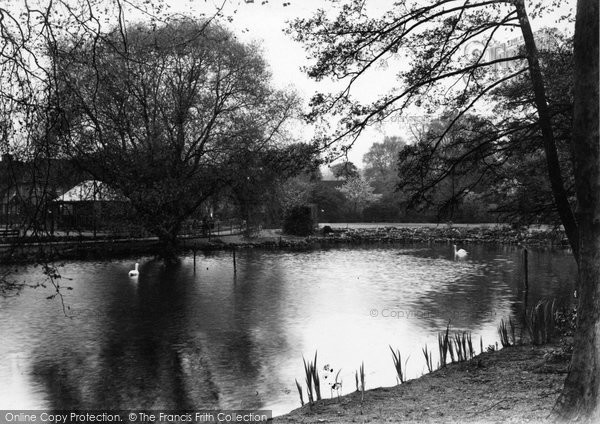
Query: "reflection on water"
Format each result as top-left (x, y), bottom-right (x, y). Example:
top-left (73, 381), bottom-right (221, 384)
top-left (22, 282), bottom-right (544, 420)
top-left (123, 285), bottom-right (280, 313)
top-left (0, 244), bottom-right (575, 415)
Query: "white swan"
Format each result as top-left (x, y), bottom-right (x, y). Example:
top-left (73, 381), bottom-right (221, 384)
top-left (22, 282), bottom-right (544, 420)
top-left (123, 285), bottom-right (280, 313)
top-left (453, 244), bottom-right (468, 258)
top-left (129, 263), bottom-right (139, 277)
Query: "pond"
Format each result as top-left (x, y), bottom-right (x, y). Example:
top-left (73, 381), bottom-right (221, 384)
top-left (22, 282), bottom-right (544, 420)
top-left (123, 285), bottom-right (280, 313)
top-left (0, 244), bottom-right (576, 416)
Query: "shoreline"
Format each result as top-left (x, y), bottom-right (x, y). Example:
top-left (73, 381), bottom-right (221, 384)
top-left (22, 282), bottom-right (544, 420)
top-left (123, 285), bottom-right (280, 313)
top-left (276, 342), bottom-right (571, 423)
top-left (0, 224), bottom-right (569, 264)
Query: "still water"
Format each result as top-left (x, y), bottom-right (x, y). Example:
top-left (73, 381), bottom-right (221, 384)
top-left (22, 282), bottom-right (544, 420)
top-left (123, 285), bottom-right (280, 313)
top-left (0, 244), bottom-right (576, 415)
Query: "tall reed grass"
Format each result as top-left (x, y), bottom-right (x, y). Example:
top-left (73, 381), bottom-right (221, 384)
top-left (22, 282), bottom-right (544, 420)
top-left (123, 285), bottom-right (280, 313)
top-left (422, 345), bottom-right (434, 373)
top-left (438, 323), bottom-right (451, 368)
top-left (527, 299), bottom-right (556, 345)
top-left (302, 351), bottom-right (321, 405)
top-left (295, 379), bottom-right (304, 406)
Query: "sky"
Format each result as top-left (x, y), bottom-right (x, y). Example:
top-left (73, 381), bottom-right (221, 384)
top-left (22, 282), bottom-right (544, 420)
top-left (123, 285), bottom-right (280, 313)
top-left (159, 0), bottom-right (409, 167)
top-left (11, 0), bottom-right (571, 168)
top-left (156, 0), bottom-right (575, 168)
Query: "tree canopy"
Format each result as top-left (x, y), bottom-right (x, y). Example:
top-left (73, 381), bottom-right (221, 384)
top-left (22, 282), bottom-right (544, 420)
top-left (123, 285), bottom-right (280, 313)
top-left (363, 135), bottom-right (404, 196)
top-left (51, 17), bottom-right (299, 258)
top-left (288, 0), bottom-right (578, 251)
top-left (329, 161), bottom-right (359, 180)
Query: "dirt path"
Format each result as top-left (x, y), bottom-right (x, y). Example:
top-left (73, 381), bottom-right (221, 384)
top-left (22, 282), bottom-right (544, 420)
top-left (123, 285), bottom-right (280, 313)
top-left (276, 344), bottom-right (570, 423)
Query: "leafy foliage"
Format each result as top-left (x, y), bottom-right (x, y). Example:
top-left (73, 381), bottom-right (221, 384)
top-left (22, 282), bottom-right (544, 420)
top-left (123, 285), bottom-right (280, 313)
top-left (52, 18), bottom-right (299, 258)
top-left (330, 161), bottom-right (359, 180)
top-left (283, 205), bottom-right (314, 236)
top-left (337, 176), bottom-right (381, 217)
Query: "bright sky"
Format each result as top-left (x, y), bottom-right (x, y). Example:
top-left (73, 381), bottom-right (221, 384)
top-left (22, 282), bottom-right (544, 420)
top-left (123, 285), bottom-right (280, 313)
top-left (10, 0), bottom-right (569, 167)
top-left (162, 0), bottom-right (404, 166)
top-left (160, 0), bottom-right (575, 168)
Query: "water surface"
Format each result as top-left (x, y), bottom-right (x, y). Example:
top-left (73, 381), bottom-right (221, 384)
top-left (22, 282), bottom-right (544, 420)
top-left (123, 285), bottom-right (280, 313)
top-left (0, 244), bottom-right (576, 415)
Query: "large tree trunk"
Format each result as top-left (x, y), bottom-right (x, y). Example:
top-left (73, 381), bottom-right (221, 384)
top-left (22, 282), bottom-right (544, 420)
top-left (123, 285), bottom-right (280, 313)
top-left (555, 0), bottom-right (600, 420)
top-left (156, 222), bottom-right (183, 265)
top-left (158, 232), bottom-right (181, 265)
top-left (514, 0), bottom-right (580, 262)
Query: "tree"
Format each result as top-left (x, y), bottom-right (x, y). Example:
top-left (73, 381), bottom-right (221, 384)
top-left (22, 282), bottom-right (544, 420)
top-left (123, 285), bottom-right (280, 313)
top-left (311, 182), bottom-right (348, 222)
top-left (363, 136), bottom-right (405, 179)
top-left (392, 31), bottom-right (574, 224)
top-left (329, 161), bottom-right (359, 180)
top-left (0, 0), bottom-right (118, 297)
top-left (363, 135), bottom-right (404, 196)
top-left (52, 18), bottom-right (298, 260)
top-left (228, 143), bottom-right (319, 234)
top-left (554, 0), bottom-right (599, 418)
top-left (397, 112), bottom-right (501, 221)
top-left (337, 176), bottom-right (380, 217)
top-left (290, 0), bottom-right (599, 418)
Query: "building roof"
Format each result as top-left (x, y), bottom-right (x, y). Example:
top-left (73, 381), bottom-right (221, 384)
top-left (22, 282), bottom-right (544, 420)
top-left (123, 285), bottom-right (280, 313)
top-left (55, 180), bottom-right (126, 202)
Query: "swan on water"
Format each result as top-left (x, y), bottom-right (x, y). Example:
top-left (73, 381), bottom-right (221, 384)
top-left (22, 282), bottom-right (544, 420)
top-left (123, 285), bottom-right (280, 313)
top-left (129, 263), bottom-right (139, 277)
top-left (453, 245), bottom-right (468, 258)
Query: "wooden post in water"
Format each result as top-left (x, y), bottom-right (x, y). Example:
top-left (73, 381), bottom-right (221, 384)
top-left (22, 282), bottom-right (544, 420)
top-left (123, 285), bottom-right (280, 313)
top-left (232, 247), bottom-right (237, 274)
top-left (523, 248), bottom-right (529, 303)
top-left (193, 248), bottom-right (197, 271)
top-left (522, 248), bottom-right (529, 339)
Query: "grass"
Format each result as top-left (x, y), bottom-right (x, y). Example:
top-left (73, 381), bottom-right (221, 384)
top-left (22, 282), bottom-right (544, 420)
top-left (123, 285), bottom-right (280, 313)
top-left (390, 345), bottom-right (409, 384)
top-left (467, 333), bottom-right (474, 359)
top-left (448, 334), bottom-right (456, 363)
top-left (438, 323), bottom-right (451, 368)
top-left (302, 351), bottom-right (322, 406)
top-left (294, 303), bottom-right (558, 410)
top-left (359, 361), bottom-right (365, 402)
top-left (511, 318), bottom-right (516, 345)
top-left (302, 356), bottom-right (314, 405)
top-left (453, 332), bottom-right (473, 362)
top-left (498, 318), bottom-right (511, 347)
top-left (527, 299), bottom-right (556, 345)
top-left (438, 324), bottom-right (475, 367)
top-left (295, 379), bottom-right (304, 406)
top-left (422, 345), bottom-right (434, 373)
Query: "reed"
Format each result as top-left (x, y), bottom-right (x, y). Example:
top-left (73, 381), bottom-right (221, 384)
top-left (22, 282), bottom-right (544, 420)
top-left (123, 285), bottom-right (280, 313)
top-left (359, 361), bottom-right (365, 402)
top-left (438, 323), bottom-right (451, 368)
top-left (448, 337), bottom-right (456, 363)
top-left (453, 332), bottom-right (472, 362)
top-left (527, 299), bottom-right (557, 345)
top-left (422, 345), bottom-right (434, 373)
top-left (453, 333), bottom-right (463, 362)
top-left (467, 332), bottom-right (474, 359)
top-left (498, 318), bottom-right (511, 347)
top-left (390, 345), bottom-right (408, 384)
top-left (302, 351), bottom-right (322, 405)
top-left (295, 379), bottom-right (304, 406)
top-left (311, 351), bottom-right (321, 400)
top-left (302, 356), bottom-right (314, 405)
top-left (510, 317), bottom-right (516, 345)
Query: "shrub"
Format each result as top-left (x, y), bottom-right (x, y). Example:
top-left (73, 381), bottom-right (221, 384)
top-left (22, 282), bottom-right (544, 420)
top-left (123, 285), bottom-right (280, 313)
top-left (283, 206), bottom-right (314, 236)
top-left (362, 202), bottom-right (401, 222)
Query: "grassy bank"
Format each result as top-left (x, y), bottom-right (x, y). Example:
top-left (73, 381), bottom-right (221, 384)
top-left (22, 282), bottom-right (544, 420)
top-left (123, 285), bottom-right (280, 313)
top-left (0, 224), bottom-right (569, 264)
top-left (277, 342), bottom-right (571, 423)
